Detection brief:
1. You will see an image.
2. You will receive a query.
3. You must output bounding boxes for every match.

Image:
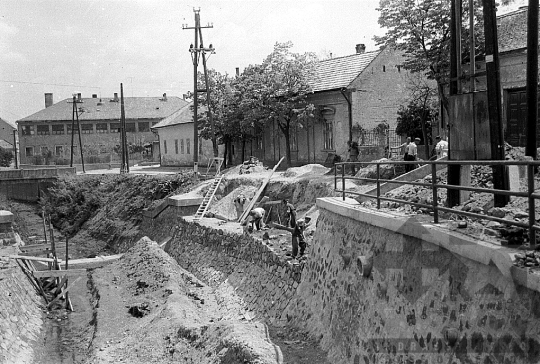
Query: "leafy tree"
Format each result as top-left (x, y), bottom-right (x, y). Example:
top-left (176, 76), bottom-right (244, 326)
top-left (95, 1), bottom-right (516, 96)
top-left (0, 147), bottom-right (13, 167)
top-left (242, 42), bottom-right (318, 167)
top-left (374, 0), bottom-right (489, 111)
top-left (396, 101), bottom-right (437, 150)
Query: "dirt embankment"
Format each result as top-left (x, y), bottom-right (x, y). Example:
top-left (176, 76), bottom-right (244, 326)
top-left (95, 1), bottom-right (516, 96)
top-left (85, 236), bottom-right (283, 364)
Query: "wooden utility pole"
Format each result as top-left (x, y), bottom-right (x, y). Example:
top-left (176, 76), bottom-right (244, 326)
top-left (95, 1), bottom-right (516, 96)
top-left (183, 9), bottom-right (214, 173)
top-left (526, 0), bottom-right (539, 160)
top-left (120, 83), bottom-right (129, 174)
top-left (12, 129), bottom-right (18, 169)
top-left (447, 0), bottom-right (461, 207)
top-left (70, 95), bottom-right (85, 173)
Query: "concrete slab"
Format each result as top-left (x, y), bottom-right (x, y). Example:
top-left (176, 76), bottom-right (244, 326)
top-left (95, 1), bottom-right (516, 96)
top-left (168, 195), bottom-right (203, 207)
top-left (316, 196), bottom-right (540, 291)
top-left (0, 211), bottom-right (13, 223)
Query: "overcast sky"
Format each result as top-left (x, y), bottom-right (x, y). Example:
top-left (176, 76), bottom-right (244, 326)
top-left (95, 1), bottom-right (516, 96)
top-left (0, 0), bottom-right (527, 122)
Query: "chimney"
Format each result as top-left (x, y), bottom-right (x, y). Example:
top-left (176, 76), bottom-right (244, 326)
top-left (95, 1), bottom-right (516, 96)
top-left (113, 93), bottom-right (119, 102)
top-left (182, 94), bottom-right (187, 100)
top-left (92, 94), bottom-right (98, 98)
top-left (355, 44), bottom-right (366, 54)
top-left (236, 67), bottom-right (240, 77)
top-left (45, 93), bottom-right (53, 108)
top-left (162, 93), bottom-right (167, 101)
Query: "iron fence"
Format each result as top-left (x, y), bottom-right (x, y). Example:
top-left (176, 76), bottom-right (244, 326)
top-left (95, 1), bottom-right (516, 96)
top-left (334, 159), bottom-right (540, 246)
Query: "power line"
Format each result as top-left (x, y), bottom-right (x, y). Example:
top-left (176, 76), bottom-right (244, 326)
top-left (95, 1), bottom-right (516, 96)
top-left (0, 79), bottom-right (101, 89)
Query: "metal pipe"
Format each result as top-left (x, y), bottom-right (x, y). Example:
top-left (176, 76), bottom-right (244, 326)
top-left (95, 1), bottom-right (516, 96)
top-left (432, 163), bottom-right (439, 223)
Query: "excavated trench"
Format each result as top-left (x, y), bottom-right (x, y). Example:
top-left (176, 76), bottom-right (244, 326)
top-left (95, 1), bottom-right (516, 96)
top-left (26, 171), bottom-right (339, 363)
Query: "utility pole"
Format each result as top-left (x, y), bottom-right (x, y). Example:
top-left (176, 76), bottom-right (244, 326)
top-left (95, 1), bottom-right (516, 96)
top-left (70, 95), bottom-right (86, 173)
top-left (482, 0), bottom-right (509, 206)
top-left (120, 83), bottom-right (129, 174)
top-left (183, 8), bottom-right (215, 173)
top-left (526, 0), bottom-right (539, 160)
top-left (12, 129), bottom-right (18, 169)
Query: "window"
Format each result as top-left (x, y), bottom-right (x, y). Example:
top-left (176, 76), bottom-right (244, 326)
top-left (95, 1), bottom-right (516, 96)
top-left (37, 125), bottom-right (50, 135)
top-left (175, 139), bottom-right (179, 154)
top-left (55, 146), bottom-right (63, 156)
top-left (110, 123), bottom-right (120, 133)
top-left (22, 125), bottom-right (34, 136)
top-left (40, 146), bottom-right (49, 155)
top-left (164, 140), bottom-right (168, 154)
top-left (81, 124), bottom-right (94, 134)
top-left (52, 124), bottom-right (65, 135)
top-left (180, 139), bottom-right (184, 154)
top-left (25, 147), bottom-right (34, 157)
top-left (323, 119), bottom-right (334, 150)
top-left (138, 122), bottom-right (150, 132)
top-left (126, 123), bottom-right (136, 132)
top-left (186, 138), bottom-right (190, 154)
top-left (96, 123), bottom-right (108, 133)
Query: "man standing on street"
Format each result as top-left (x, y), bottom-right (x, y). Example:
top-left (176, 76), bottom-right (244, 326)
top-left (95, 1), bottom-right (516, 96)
top-left (405, 138), bottom-right (419, 172)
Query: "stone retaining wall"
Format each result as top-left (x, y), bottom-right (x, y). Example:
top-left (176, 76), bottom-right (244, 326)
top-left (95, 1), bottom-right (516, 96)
top-left (166, 220), bottom-right (301, 321)
top-left (282, 198), bottom-right (540, 364)
top-left (0, 248), bottom-right (43, 364)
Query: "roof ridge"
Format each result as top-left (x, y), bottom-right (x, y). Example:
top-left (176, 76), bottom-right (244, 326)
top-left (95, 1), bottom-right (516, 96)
top-left (319, 49), bottom-right (381, 63)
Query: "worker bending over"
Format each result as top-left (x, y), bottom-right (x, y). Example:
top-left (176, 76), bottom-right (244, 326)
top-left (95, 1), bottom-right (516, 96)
top-left (245, 207), bottom-right (266, 232)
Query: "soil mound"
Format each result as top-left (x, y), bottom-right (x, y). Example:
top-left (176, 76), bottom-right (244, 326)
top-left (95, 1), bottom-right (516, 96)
top-left (209, 185), bottom-right (259, 221)
top-left (280, 164), bottom-right (330, 178)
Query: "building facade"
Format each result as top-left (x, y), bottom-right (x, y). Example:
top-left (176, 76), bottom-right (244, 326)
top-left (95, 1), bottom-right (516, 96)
top-left (237, 45), bottom-right (413, 166)
top-left (17, 93), bottom-right (188, 165)
top-left (151, 103), bottom-right (222, 167)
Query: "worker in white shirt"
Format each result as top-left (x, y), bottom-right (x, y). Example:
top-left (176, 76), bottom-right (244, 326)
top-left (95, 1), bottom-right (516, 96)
top-left (245, 207), bottom-right (266, 232)
top-left (405, 138), bottom-right (419, 172)
top-left (435, 136), bottom-right (449, 158)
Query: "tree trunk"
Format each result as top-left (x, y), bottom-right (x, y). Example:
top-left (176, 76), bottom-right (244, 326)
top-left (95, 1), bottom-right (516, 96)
top-left (222, 137), bottom-right (228, 168)
top-left (212, 138), bottom-right (218, 158)
top-left (226, 140), bottom-right (233, 166)
top-left (278, 119), bottom-right (292, 167)
top-left (241, 135), bottom-right (246, 162)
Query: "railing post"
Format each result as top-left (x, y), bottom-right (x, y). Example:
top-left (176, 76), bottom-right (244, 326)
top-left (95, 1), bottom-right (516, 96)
top-left (376, 163), bottom-right (381, 209)
top-left (334, 162), bottom-right (337, 191)
top-left (432, 162), bottom-right (438, 223)
top-left (528, 164), bottom-right (536, 247)
top-left (342, 163), bottom-right (346, 201)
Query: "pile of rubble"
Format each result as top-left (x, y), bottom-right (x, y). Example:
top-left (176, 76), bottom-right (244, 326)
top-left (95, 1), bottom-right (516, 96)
top-left (239, 157), bottom-right (266, 175)
top-left (513, 251), bottom-right (540, 273)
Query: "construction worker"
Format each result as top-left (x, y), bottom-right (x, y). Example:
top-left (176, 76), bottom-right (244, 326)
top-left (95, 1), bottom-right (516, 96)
top-left (246, 207), bottom-right (266, 232)
top-left (282, 199), bottom-right (297, 228)
top-left (234, 194), bottom-right (247, 220)
top-left (271, 216), bottom-right (311, 259)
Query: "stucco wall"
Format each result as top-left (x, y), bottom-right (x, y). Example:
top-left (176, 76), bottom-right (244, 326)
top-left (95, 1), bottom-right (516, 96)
top-left (351, 48), bottom-right (413, 132)
top-left (157, 122), bottom-right (222, 167)
top-left (0, 248), bottom-right (43, 364)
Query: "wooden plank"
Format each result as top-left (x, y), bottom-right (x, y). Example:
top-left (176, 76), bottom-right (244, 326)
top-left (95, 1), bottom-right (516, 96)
top-left (47, 277), bottom-right (81, 309)
top-left (238, 156), bottom-right (285, 224)
top-left (20, 242), bottom-right (66, 253)
top-left (5, 255), bottom-right (62, 263)
top-left (32, 269), bottom-right (87, 278)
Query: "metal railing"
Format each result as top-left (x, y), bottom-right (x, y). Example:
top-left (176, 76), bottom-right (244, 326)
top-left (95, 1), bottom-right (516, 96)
top-left (334, 159), bottom-right (540, 246)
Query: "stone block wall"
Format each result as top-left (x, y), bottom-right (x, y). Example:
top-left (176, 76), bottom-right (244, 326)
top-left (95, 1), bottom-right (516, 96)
top-left (0, 248), bottom-right (43, 364)
top-left (282, 201), bottom-right (540, 364)
top-left (165, 220), bottom-right (301, 321)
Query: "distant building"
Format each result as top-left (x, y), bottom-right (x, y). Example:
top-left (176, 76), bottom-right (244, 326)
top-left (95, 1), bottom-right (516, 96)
top-left (17, 93), bottom-right (188, 165)
top-left (0, 117), bottom-right (16, 151)
top-left (236, 45), bottom-right (413, 166)
top-left (151, 102), bottom-right (221, 167)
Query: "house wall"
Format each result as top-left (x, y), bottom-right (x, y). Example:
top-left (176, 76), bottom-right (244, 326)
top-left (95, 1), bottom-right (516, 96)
top-left (18, 118), bottom-right (158, 164)
top-left (350, 48), bottom-right (411, 132)
top-left (157, 122), bottom-right (221, 167)
top-left (0, 120), bottom-right (15, 146)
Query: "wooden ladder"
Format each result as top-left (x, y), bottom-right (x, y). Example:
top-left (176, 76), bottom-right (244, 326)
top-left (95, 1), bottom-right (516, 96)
top-left (194, 174), bottom-right (224, 222)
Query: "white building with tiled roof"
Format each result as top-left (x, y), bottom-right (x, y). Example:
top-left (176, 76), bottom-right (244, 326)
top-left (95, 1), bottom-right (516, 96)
top-left (151, 103), bottom-right (221, 166)
top-left (17, 93), bottom-right (188, 165)
top-left (256, 45), bottom-right (414, 166)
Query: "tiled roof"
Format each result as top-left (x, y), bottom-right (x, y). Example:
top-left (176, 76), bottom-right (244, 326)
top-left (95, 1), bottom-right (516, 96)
top-left (151, 102), bottom-right (193, 129)
top-left (310, 50), bottom-right (381, 92)
top-left (19, 96), bottom-right (189, 122)
top-left (0, 118), bottom-right (16, 129)
top-left (498, 7), bottom-right (528, 53)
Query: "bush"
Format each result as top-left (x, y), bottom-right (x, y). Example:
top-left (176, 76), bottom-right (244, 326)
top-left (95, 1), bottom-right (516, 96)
top-left (0, 148), bottom-right (13, 167)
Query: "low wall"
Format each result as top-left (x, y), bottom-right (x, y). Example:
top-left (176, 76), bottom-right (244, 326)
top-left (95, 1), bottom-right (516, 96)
top-left (0, 247), bottom-right (43, 364)
top-left (283, 198), bottom-right (540, 363)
